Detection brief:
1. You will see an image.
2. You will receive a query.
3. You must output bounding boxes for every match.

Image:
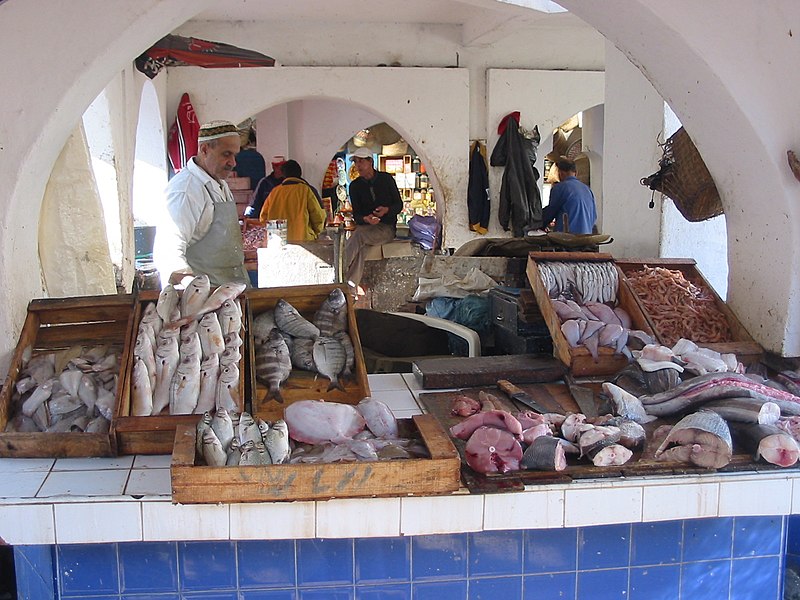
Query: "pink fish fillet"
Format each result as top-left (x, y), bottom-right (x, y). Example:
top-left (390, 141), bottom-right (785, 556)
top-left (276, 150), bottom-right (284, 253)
top-left (450, 394), bottom-right (481, 417)
top-left (465, 426), bottom-right (523, 474)
top-left (285, 400), bottom-right (366, 444)
top-left (449, 410), bottom-right (524, 440)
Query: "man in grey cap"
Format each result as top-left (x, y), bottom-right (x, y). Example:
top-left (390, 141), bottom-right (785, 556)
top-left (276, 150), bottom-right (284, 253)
top-left (154, 120), bottom-right (250, 288)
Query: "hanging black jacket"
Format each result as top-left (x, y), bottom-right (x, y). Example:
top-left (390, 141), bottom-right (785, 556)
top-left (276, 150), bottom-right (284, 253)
top-left (467, 142), bottom-right (490, 230)
top-left (490, 117), bottom-right (543, 236)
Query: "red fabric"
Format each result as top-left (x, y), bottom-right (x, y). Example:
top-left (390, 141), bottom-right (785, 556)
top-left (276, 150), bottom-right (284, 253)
top-left (167, 93), bottom-right (199, 173)
top-left (497, 111), bottom-right (521, 136)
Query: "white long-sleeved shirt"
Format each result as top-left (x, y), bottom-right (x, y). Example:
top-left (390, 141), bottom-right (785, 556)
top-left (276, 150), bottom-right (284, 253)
top-left (153, 158), bottom-right (235, 283)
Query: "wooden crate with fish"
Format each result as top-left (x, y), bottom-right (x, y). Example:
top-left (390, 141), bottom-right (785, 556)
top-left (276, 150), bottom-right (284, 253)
top-left (527, 252), bottom-right (657, 377)
top-left (170, 414), bottom-right (460, 503)
top-left (615, 258), bottom-right (762, 364)
top-left (246, 284), bottom-right (370, 423)
top-left (114, 280), bottom-right (247, 455)
top-left (0, 294), bottom-right (136, 457)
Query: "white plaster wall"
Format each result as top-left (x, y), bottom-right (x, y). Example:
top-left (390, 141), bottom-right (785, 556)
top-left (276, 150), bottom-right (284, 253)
top-left (166, 67), bottom-right (470, 249)
top-left (582, 104), bottom-right (605, 225)
top-left (485, 69), bottom-right (605, 238)
top-left (601, 42), bottom-right (663, 258)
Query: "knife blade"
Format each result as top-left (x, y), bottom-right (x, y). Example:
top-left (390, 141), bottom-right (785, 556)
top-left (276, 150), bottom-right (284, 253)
top-left (496, 379), bottom-right (551, 414)
top-left (568, 383), bottom-right (598, 417)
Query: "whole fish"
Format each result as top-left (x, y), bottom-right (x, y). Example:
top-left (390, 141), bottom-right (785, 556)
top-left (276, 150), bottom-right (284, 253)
top-left (219, 346), bottom-right (241, 368)
top-left (257, 418), bottom-right (270, 443)
top-left (218, 299), bottom-right (242, 336)
top-left (312, 336), bottom-right (346, 392)
top-left (170, 354), bottom-right (201, 415)
top-left (137, 320), bottom-right (157, 357)
top-left (237, 412), bottom-right (262, 446)
top-left (152, 336), bottom-right (180, 415)
top-left (290, 337), bottom-right (315, 371)
top-left (253, 441), bottom-right (272, 465)
top-left (333, 331), bottom-right (355, 381)
top-left (196, 411), bottom-right (212, 460)
top-left (140, 302), bottom-right (162, 337)
top-left (251, 310), bottom-right (276, 343)
top-left (179, 331), bottom-right (202, 362)
top-left (655, 410), bottom-right (733, 468)
top-left (313, 288), bottom-right (349, 337)
top-left (210, 407), bottom-right (235, 452)
top-left (215, 363), bottom-right (241, 413)
top-left (356, 398), bottom-right (398, 438)
top-left (157, 283), bottom-right (180, 322)
top-left (202, 428), bottom-right (227, 467)
top-left (198, 312), bottom-right (225, 357)
top-left (224, 331), bottom-right (243, 351)
top-left (226, 437), bottom-right (242, 466)
top-left (255, 329), bottom-right (292, 403)
top-left (264, 419), bottom-right (291, 463)
top-left (133, 332), bottom-right (157, 389)
top-left (170, 282), bottom-right (247, 329)
top-left (131, 357), bottom-right (153, 416)
top-left (274, 299), bottom-right (320, 338)
top-left (195, 353), bottom-right (220, 414)
top-left (181, 274), bottom-right (211, 318)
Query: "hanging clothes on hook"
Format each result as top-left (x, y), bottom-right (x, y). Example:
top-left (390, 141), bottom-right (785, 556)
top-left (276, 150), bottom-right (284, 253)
top-left (467, 141), bottom-right (490, 234)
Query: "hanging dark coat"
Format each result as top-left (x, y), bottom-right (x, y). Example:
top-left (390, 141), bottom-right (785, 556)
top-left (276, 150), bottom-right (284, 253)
top-left (467, 142), bottom-right (490, 231)
top-left (490, 115), bottom-right (543, 236)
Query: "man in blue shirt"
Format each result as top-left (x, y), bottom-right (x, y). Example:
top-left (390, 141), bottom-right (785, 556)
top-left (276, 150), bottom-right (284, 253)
top-left (542, 157), bottom-right (597, 234)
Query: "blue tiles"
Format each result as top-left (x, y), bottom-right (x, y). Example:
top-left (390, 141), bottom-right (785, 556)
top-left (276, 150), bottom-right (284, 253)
top-left (13, 515), bottom-right (792, 599)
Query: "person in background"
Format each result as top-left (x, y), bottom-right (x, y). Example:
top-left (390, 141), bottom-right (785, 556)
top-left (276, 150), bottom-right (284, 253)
top-left (234, 128), bottom-right (266, 189)
top-left (154, 120), bottom-right (249, 287)
top-left (541, 156), bottom-right (597, 234)
top-left (244, 157), bottom-right (286, 218)
top-left (259, 159), bottom-right (327, 242)
top-left (345, 147), bottom-right (403, 291)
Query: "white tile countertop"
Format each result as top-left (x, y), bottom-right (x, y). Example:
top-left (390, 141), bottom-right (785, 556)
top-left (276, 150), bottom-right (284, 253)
top-left (1, 373), bottom-right (800, 545)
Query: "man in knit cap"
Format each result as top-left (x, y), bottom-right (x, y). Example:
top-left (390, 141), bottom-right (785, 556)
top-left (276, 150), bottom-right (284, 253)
top-left (154, 120), bottom-right (250, 287)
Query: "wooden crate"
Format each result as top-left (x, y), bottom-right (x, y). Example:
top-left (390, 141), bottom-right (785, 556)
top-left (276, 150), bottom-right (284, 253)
top-left (615, 258), bottom-right (763, 362)
top-left (170, 414), bottom-right (460, 503)
top-left (246, 284), bottom-right (370, 422)
top-left (241, 218), bottom-right (264, 263)
top-left (0, 295), bottom-right (136, 457)
top-left (526, 252), bottom-right (657, 377)
top-left (114, 290), bottom-right (246, 455)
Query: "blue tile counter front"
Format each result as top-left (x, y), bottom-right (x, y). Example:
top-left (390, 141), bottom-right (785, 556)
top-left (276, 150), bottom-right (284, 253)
top-left (13, 516), bottom-right (789, 599)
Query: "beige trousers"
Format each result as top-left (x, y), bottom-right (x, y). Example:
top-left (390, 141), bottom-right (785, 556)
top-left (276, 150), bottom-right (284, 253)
top-left (345, 223), bottom-right (396, 286)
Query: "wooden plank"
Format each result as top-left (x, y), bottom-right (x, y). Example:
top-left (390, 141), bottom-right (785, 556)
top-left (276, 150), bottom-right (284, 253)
top-left (411, 355), bottom-right (566, 389)
top-left (170, 415), bottom-right (460, 503)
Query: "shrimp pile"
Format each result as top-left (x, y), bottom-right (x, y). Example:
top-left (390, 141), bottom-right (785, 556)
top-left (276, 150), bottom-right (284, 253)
top-left (625, 266), bottom-right (731, 346)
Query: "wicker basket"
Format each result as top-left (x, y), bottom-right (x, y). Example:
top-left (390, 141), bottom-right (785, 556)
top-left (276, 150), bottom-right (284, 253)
top-left (641, 127), bottom-right (723, 222)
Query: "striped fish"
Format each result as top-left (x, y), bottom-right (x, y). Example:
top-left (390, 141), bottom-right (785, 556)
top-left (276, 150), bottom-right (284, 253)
top-left (313, 288), bottom-right (348, 337)
top-left (255, 328), bottom-right (292, 403)
top-left (275, 299), bottom-right (319, 338)
top-left (290, 337), bottom-right (315, 371)
top-left (312, 336), bottom-right (346, 392)
top-left (333, 331), bottom-right (355, 381)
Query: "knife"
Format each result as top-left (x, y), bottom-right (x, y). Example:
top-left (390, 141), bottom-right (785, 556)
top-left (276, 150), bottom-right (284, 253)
top-left (568, 383), bottom-right (598, 417)
top-left (496, 379), bottom-right (551, 414)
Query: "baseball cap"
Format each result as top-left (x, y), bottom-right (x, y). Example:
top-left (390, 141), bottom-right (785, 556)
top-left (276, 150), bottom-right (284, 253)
top-left (350, 147), bottom-right (373, 161)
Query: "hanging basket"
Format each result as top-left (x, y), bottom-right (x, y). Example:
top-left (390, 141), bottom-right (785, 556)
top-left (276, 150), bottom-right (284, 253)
top-left (641, 127), bottom-right (723, 222)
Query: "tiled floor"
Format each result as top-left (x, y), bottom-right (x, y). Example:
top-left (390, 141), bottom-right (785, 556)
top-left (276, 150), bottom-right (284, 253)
top-left (0, 374), bottom-right (424, 502)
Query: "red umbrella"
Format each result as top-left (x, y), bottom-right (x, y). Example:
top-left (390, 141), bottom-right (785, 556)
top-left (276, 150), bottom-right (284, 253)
top-left (136, 34), bottom-right (275, 79)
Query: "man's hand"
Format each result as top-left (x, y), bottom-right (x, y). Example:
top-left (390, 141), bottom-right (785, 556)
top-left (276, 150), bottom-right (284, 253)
top-left (364, 215), bottom-right (380, 225)
top-left (169, 270), bottom-right (195, 288)
top-left (372, 206), bottom-right (389, 218)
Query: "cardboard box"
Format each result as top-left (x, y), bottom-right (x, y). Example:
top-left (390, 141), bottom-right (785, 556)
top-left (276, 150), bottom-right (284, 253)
top-left (114, 290), bottom-right (246, 455)
top-left (0, 295), bottom-right (136, 457)
top-left (246, 284), bottom-right (370, 423)
top-left (170, 414), bottom-right (460, 503)
top-left (526, 252), bottom-right (657, 377)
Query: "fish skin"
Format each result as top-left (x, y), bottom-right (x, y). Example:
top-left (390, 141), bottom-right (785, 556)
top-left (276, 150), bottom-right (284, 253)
top-left (226, 437), bottom-right (242, 465)
top-left (561, 320), bottom-right (581, 348)
top-left (313, 288), bottom-right (348, 337)
top-left (284, 400), bottom-right (366, 444)
top-left (332, 331), bottom-right (355, 380)
top-left (290, 337), bottom-right (315, 371)
top-left (264, 419), bottom-right (291, 464)
top-left (157, 284), bottom-right (179, 322)
top-left (219, 346), bottom-right (241, 367)
top-left (253, 441), bottom-right (273, 465)
top-left (170, 354), bottom-right (201, 415)
top-left (179, 331), bottom-right (202, 362)
top-left (210, 408), bottom-right (235, 452)
top-left (251, 310), bottom-right (276, 343)
top-left (312, 337), bottom-right (346, 392)
top-left (140, 303), bottom-right (163, 337)
top-left (137, 320), bottom-right (157, 356)
top-left (224, 331), bottom-right (243, 351)
top-left (77, 374), bottom-right (98, 409)
top-left (59, 369), bottom-right (83, 397)
top-left (202, 428), bottom-right (227, 466)
top-left (195, 353), bottom-right (220, 414)
top-left (199, 312), bottom-right (226, 357)
top-left (521, 435), bottom-right (566, 471)
top-left (216, 364), bottom-right (241, 413)
top-left (655, 410), bottom-right (733, 468)
top-left (237, 412), bottom-right (262, 446)
top-left (170, 282), bottom-right (246, 330)
top-left (95, 387), bottom-right (116, 421)
top-left (602, 382), bottom-right (657, 424)
top-left (274, 299), bottom-right (320, 339)
top-left (181, 274), bottom-right (211, 318)
top-left (152, 336), bottom-right (180, 415)
top-left (255, 329), bottom-right (292, 403)
top-left (131, 357), bottom-right (153, 416)
top-left (218, 299), bottom-right (242, 336)
top-left (196, 411), bottom-right (212, 460)
top-left (357, 398), bottom-right (398, 438)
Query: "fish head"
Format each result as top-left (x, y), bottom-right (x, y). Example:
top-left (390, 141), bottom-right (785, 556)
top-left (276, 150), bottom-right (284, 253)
top-left (328, 288), bottom-right (347, 309)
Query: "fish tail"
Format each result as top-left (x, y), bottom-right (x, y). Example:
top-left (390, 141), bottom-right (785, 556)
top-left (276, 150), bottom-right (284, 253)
top-left (326, 378), bottom-right (346, 393)
top-left (166, 315), bottom-right (194, 330)
top-left (264, 386), bottom-right (284, 404)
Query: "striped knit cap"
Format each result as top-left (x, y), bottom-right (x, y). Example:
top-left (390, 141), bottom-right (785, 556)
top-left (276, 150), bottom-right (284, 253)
top-left (197, 120), bottom-right (240, 143)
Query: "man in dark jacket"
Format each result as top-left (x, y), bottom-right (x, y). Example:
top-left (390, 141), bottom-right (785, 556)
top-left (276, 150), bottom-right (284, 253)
top-left (244, 158), bottom-right (286, 218)
top-left (542, 157), bottom-right (597, 234)
top-left (345, 147), bottom-right (402, 289)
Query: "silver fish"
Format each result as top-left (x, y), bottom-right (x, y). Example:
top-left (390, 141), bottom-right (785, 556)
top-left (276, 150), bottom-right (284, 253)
top-left (216, 364), bottom-right (241, 413)
top-left (224, 331), bottom-right (243, 351)
top-left (313, 288), bottom-right (348, 337)
top-left (202, 428), bottom-right (227, 467)
top-left (226, 437), bottom-right (242, 466)
top-left (602, 382), bottom-right (657, 424)
top-left (265, 419), bottom-right (291, 464)
top-left (95, 387), bottom-right (116, 421)
top-left (333, 331), bottom-right (355, 381)
top-left (251, 310), bottom-right (276, 343)
top-left (137, 320), bottom-right (157, 357)
top-left (255, 329), bottom-right (292, 403)
top-left (237, 412), bottom-right (262, 446)
top-left (140, 303), bottom-right (163, 338)
top-left (152, 336), bottom-right (180, 415)
top-left (179, 332), bottom-right (202, 362)
top-left (157, 284), bottom-right (180, 322)
top-left (85, 415), bottom-right (110, 434)
top-left (239, 444), bottom-right (258, 466)
top-left (196, 411), bottom-right (212, 460)
top-left (275, 299), bottom-right (320, 339)
top-left (170, 354), bottom-right (200, 415)
top-left (48, 395), bottom-right (83, 416)
top-left (77, 373), bottom-right (98, 410)
top-left (59, 368), bottom-right (83, 397)
top-left (218, 299), bottom-right (242, 336)
top-left (171, 282), bottom-right (247, 330)
top-left (257, 418), bottom-right (270, 443)
top-left (131, 357), bottom-right (153, 416)
top-left (254, 441), bottom-right (272, 465)
top-left (199, 312), bottom-right (225, 358)
top-left (219, 346), bottom-right (241, 368)
top-left (290, 337), bottom-right (315, 371)
top-left (655, 410), bottom-right (733, 469)
top-left (195, 353), bottom-right (220, 414)
top-left (312, 336), bottom-right (346, 392)
top-left (181, 274), bottom-right (211, 318)
top-left (210, 407), bottom-right (235, 452)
